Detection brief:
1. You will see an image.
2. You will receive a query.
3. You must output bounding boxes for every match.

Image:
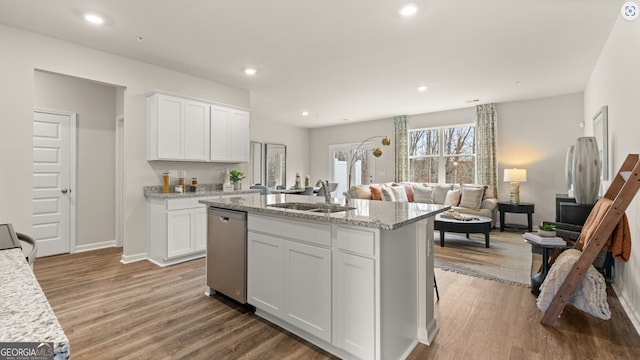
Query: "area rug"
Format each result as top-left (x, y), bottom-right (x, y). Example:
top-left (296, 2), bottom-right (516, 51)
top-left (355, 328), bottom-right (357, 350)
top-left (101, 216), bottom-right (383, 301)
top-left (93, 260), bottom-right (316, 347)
top-left (434, 230), bottom-right (533, 286)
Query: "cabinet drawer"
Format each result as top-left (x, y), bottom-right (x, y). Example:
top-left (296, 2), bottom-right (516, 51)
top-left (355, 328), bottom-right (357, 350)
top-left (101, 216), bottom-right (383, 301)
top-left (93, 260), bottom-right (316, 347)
top-left (167, 196), bottom-right (218, 211)
top-left (337, 227), bottom-right (376, 256)
top-left (248, 214), bottom-right (331, 247)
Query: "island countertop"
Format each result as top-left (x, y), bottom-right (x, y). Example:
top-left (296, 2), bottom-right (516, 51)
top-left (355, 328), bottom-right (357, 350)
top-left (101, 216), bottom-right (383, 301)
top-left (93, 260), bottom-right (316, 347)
top-left (0, 248), bottom-right (70, 359)
top-left (200, 194), bottom-right (449, 230)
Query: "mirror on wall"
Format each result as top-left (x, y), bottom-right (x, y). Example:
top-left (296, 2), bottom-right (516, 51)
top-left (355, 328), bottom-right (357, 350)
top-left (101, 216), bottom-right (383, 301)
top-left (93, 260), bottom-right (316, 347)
top-left (250, 142), bottom-right (263, 185)
top-left (265, 143), bottom-right (286, 189)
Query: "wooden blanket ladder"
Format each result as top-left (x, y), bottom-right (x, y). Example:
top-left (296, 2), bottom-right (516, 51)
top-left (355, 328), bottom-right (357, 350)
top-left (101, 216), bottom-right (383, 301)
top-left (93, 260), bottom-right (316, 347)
top-left (541, 153), bottom-right (640, 326)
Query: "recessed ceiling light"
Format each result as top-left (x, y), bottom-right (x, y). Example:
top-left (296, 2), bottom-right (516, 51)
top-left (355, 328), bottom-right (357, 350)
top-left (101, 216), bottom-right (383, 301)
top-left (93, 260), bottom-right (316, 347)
top-left (84, 13), bottom-right (104, 25)
top-left (244, 68), bottom-right (257, 76)
top-left (417, 85), bottom-right (428, 92)
top-left (400, 4), bottom-right (418, 17)
top-left (301, 111), bottom-right (309, 116)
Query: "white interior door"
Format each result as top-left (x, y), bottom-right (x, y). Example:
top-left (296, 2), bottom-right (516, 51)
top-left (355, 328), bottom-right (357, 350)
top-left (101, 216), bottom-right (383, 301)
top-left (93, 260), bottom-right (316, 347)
top-left (32, 109), bottom-right (76, 257)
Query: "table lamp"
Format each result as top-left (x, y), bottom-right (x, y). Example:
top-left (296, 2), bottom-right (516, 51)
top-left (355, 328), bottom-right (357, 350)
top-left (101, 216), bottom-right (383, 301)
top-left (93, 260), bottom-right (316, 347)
top-left (504, 168), bottom-right (527, 203)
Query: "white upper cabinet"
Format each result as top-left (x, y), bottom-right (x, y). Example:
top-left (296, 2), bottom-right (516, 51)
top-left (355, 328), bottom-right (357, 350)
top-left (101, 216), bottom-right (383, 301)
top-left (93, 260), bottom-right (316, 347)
top-left (147, 91), bottom-right (249, 163)
top-left (183, 100), bottom-right (210, 160)
top-left (210, 105), bottom-right (250, 162)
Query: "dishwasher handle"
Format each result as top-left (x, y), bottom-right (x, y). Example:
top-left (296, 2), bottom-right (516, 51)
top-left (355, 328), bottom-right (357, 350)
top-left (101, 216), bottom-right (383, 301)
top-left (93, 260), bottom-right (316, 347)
top-left (208, 207), bottom-right (247, 221)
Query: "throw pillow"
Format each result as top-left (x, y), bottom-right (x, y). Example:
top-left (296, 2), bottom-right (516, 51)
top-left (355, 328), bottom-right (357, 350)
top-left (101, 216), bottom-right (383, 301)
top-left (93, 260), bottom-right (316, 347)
top-left (444, 189), bottom-right (461, 206)
top-left (370, 184), bottom-right (383, 200)
top-left (350, 185), bottom-right (372, 199)
top-left (459, 186), bottom-right (484, 210)
top-left (413, 186), bottom-right (434, 203)
top-left (461, 183), bottom-right (489, 200)
top-left (433, 184), bottom-right (453, 204)
top-left (380, 185), bottom-right (396, 201)
top-left (402, 185), bottom-right (415, 202)
top-left (390, 185), bottom-right (409, 202)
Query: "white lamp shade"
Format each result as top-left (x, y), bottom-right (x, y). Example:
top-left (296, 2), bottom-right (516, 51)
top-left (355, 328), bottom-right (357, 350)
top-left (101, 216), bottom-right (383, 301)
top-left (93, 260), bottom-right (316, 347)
top-left (504, 168), bottom-right (527, 182)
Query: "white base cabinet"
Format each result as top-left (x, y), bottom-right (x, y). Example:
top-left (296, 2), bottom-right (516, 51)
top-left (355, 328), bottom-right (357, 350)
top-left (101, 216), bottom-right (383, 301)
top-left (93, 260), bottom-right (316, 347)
top-left (248, 215), bottom-right (332, 342)
top-left (247, 213), bottom-right (426, 360)
top-left (147, 196), bottom-right (218, 266)
top-left (334, 252), bottom-right (375, 359)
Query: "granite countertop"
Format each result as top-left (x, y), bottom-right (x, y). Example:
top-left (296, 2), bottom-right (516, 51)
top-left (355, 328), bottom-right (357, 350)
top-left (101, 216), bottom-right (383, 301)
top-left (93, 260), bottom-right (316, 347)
top-left (200, 194), bottom-right (449, 230)
top-left (144, 184), bottom-right (259, 199)
top-left (0, 248), bottom-right (70, 359)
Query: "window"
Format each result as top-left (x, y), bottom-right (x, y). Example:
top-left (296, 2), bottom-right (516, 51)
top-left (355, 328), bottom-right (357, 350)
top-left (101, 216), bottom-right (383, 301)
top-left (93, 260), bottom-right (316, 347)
top-left (409, 124), bottom-right (476, 184)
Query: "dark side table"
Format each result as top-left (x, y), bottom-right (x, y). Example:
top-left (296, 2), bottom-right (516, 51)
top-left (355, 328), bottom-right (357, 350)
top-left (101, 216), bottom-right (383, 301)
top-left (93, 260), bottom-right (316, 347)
top-left (498, 202), bottom-right (534, 232)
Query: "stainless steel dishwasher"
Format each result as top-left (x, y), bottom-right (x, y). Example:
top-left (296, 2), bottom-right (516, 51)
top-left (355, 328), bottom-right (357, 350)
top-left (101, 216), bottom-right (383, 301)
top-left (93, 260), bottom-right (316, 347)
top-left (206, 207), bottom-right (247, 303)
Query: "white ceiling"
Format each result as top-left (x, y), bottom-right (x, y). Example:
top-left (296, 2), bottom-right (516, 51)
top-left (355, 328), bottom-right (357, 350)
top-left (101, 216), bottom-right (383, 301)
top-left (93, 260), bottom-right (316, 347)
top-left (0, 0), bottom-right (622, 128)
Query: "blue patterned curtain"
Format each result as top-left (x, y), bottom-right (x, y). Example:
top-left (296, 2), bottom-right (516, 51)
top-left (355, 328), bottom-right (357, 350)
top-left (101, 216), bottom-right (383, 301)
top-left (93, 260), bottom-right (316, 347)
top-left (476, 104), bottom-right (498, 198)
top-left (394, 115), bottom-right (409, 182)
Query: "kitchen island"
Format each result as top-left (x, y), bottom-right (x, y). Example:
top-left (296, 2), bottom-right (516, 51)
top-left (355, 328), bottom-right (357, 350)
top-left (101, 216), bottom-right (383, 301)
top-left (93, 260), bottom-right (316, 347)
top-left (200, 194), bottom-right (448, 360)
top-left (0, 248), bottom-right (69, 359)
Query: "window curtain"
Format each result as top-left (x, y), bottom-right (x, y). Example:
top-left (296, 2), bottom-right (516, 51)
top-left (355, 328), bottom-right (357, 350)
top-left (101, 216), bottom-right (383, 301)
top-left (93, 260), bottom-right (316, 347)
top-left (394, 115), bottom-right (409, 182)
top-left (476, 104), bottom-right (498, 198)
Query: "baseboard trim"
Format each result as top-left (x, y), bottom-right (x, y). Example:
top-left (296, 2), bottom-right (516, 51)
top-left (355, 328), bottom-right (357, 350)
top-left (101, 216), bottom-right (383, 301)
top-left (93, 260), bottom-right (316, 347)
top-left (612, 283), bottom-right (640, 336)
top-left (74, 240), bottom-right (117, 253)
top-left (120, 252), bottom-right (148, 264)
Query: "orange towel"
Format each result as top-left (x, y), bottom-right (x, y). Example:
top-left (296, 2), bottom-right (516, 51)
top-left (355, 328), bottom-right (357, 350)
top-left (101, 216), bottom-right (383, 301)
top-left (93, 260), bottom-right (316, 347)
top-left (577, 198), bottom-right (632, 262)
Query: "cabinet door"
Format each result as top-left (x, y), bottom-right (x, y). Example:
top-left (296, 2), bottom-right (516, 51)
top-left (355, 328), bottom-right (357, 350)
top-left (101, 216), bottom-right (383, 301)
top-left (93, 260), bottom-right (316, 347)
top-left (334, 252), bottom-right (375, 360)
top-left (194, 206), bottom-right (207, 252)
top-left (283, 241), bottom-right (332, 342)
top-left (183, 100), bottom-right (210, 160)
top-left (247, 231), bottom-right (283, 317)
top-left (166, 209), bottom-right (195, 258)
top-left (228, 109), bottom-right (250, 162)
top-left (157, 95), bottom-right (184, 159)
top-left (210, 105), bottom-right (230, 161)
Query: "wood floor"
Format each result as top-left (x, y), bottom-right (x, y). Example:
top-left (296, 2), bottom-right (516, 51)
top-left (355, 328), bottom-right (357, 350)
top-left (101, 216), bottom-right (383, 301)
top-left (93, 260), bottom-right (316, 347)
top-left (33, 248), bottom-right (640, 359)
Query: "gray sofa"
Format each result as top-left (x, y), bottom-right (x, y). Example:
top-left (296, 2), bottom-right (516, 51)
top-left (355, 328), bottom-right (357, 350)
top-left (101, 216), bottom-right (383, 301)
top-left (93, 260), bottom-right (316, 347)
top-left (349, 182), bottom-right (498, 227)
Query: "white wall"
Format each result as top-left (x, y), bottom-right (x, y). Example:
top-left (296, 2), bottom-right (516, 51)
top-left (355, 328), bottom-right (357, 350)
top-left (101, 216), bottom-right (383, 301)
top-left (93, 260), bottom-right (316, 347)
top-left (498, 93), bottom-right (584, 227)
top-left (584, 14), bottom-right (640, 330)
top-left (33, 71), bottom-right (117, 247)
top-left (0, 24), bottom-right (253, 258)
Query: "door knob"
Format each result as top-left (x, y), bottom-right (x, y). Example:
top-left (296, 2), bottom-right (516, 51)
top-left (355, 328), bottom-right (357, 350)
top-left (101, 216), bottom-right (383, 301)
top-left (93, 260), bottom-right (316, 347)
top-left (61, 188), bottom-right (68, 194)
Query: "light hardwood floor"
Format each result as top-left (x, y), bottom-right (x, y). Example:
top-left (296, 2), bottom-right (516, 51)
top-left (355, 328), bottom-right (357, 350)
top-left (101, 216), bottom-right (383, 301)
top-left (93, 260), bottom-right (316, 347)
top-left (34, 248), bottom-right (640, 359)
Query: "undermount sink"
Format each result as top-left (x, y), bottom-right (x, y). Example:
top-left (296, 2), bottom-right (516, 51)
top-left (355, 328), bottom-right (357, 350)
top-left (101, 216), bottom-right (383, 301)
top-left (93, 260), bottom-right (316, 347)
top-left (268, 202), bottom-right (356, 213)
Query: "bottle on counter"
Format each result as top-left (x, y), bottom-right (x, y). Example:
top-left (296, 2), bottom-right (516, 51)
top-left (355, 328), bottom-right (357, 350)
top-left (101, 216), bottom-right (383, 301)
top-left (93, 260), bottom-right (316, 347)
top-left (295, 173), bottom-right (301, 189)
top-left (191, 177), bottom-right (198, 192)
top-left (162, 172), bottom-right (171, 193)
top-left (304, 174), bottom-right (310, 187)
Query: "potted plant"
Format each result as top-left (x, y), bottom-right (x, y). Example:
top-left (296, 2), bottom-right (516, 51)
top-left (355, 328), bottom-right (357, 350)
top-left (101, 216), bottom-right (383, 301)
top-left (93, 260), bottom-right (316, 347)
top-left (229, 170), bottom-right (245, 190)
top-left (538, 223), bottom-right (556, 237)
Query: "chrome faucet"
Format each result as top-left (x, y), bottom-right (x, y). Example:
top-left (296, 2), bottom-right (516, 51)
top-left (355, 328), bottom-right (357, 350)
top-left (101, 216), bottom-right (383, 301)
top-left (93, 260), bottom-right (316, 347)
top-left (316, 179), bottom-right (331, 203)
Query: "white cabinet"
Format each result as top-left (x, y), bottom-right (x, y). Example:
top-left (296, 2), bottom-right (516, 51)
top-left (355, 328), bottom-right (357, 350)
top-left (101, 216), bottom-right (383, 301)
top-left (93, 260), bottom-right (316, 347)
top-left (147, 196), bottom-right (217, 266)
top-left (194, 206), bottom-right (208, 252)
top-left (167, 208), bottom-right (197, 258)
top-left (210, 105), bottom-right (250, 162)
top-left (247, 232), bottom-right (283, 317)
top-left (334, 252), bottom-right (375, 359)
top-left (147, 91), bottom-right (250, 163)
top-left (283, 241), bottom-right (332, 342)
top-left (147, 93), bottom-right (210, 161)
top-left (334, 226), bottom-right (377, 359)
top-left (247, 215), bottom-right (332, 342)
